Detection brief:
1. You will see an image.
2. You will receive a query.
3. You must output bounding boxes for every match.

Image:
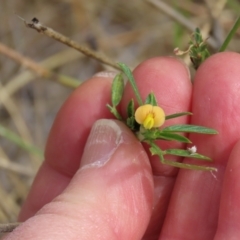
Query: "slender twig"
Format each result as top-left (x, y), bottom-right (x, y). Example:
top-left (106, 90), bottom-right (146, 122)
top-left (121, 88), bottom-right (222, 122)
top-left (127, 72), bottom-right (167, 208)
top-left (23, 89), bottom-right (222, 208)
top-left (0, 43), bottom-right (79, 89)
top-left (0, 222), bottom-right (21, 233)
top-left (0, 49), bottom-right (81, 104)
top-left (18, 16), bottom-right (120, 70)
top-left (0, 158), bottom-right (34, 176)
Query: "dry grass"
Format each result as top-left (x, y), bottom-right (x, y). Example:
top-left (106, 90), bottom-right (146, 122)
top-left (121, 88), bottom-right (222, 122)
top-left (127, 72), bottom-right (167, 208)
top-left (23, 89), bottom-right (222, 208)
top-left (0, 0), bottom-right (239, 234)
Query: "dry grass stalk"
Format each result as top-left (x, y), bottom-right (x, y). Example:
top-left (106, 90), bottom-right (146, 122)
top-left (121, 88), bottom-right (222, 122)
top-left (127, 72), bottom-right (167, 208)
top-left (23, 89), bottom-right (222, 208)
top-left (0, 43), bottom-right (79, 89)
top-left (20, 16), bottom-right (120, 70)
top-left (0, 222), bottom-right (21, 233)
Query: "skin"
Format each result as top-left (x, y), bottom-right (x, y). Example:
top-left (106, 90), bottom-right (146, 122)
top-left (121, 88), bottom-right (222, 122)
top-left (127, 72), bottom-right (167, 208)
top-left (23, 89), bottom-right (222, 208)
top-left (4, 52), bottom-right (240, 240)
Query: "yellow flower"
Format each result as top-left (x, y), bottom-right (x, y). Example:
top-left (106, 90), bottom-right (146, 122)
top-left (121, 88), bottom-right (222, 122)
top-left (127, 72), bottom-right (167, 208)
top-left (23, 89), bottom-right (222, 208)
top-left (135, 104), bottom-right (165, 129)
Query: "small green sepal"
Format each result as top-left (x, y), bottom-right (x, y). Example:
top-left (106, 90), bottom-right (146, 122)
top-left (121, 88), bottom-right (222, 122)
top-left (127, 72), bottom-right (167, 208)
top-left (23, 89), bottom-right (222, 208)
top-left (145, 93), bottom-right (158, 106)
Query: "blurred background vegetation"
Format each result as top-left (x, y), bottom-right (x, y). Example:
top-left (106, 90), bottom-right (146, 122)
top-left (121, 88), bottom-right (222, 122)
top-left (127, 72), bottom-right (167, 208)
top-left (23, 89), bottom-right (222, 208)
top-left (0, 0), bottom-right (239, 231)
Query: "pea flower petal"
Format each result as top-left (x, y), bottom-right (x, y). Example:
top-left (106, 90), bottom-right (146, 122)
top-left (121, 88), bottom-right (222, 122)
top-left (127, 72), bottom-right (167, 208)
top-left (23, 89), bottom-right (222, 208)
top-left (135, 104), bottom-right (165, 129)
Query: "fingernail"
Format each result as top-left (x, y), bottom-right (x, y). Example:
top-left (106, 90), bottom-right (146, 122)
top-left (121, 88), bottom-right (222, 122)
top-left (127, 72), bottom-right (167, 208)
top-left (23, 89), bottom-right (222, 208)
top-left (80, 119), bottom-right (123, 169)
top-left (93, 71), bottom-right (118, 78)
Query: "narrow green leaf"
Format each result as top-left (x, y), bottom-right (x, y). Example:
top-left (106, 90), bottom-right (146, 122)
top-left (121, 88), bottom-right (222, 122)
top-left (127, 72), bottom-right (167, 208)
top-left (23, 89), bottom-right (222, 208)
top-left (126, 117), bottom-right (134, 129)
top-left (219, 16), bottom-right (240, 52)
top-left (127, 99), bottom-right (134, 118)
top-left (148, 141), bottom-right (217, 171)
top-left (162, 124), bottom-right (218, 134)
top-left (111, 73), bottom-right (124, 107)
top-left (164, 149), bottom-right (212, 161)
top-left (157, 132), bottom-right (191, 143)
top-left (161, 158), bottom-right (216, 171)
top-left (145, 93), bottom-right (158, 106)
top-left (0, 124), bottom-right (43, 158)
top-left (165, 112), bottom-right (192, 120)
top-left (118, 63), bottom-right (143, 106)
top-left (141, 129), bottom-right (190, 143)
top-left (126, 116), bottom-right (139, 131)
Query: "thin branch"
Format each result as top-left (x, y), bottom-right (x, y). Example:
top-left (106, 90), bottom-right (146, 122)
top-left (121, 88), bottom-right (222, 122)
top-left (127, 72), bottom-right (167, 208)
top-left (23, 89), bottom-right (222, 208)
top-left (0, 157), bottom-right (34, 176)
top-left (0, 43), bottom-right (79, 89)
top-left (0, 222), bottom-right (21, 233)
top-left (0, 49), bottom-right (81, 105)
top-left (19, 16), bottom-right (120, 70)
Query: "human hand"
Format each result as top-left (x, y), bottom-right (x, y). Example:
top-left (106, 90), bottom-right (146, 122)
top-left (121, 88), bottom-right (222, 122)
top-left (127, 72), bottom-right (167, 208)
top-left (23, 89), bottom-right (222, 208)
top-left (5, 52), bottom-right (240, 240)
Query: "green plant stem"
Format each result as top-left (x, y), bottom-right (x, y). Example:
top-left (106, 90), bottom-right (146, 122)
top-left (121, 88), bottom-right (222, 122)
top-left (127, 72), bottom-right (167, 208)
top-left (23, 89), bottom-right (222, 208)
top-left (219, 16), bottom-right (240, 52)
top-left (106, 105), bottom-right (122, 120)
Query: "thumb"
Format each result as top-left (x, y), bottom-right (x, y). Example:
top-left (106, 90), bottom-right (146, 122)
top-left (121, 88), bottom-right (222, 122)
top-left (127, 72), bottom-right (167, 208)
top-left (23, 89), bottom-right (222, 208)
top-left (6, 119), bottom-right (154, 240)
